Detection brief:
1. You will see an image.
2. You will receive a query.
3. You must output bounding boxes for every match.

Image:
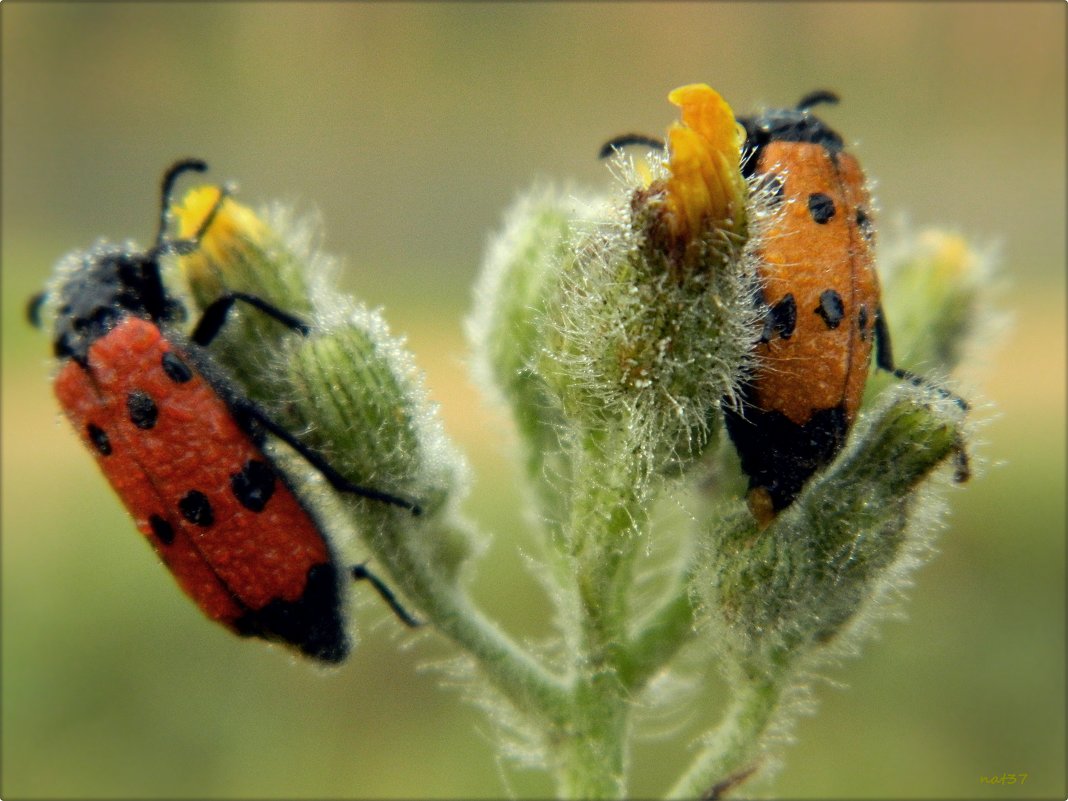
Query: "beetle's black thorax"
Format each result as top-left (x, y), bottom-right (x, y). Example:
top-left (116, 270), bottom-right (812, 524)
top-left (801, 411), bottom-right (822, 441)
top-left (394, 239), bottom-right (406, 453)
top-left (738, 108), bottom-right (844, 178)
top-left (52, 244), bottom-right (184, 365)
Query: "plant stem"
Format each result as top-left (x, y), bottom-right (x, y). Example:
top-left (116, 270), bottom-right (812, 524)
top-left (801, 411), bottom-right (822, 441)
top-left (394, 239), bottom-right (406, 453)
top-left (365, 514), bottom-right (571, 726)
top-left (665, 678), bottom-right (780, 799)
top-left (618, 579), bottom-right (697, 692)
top-left (552, 431), bottom-right (647, 798)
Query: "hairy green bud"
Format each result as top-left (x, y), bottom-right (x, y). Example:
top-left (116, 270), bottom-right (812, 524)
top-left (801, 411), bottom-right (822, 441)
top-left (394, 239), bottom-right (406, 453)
top-left (702, 386), bottom-right (969, 680)
top-left (174, 186), bottom-right (471, 574)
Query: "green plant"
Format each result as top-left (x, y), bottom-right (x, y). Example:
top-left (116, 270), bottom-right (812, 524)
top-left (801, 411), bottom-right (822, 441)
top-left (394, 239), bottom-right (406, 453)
top-left (171, 84), bottom-right (987, 799)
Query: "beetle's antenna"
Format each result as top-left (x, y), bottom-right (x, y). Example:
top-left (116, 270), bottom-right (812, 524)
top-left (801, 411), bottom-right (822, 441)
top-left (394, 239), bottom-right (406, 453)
top-left (796, 90), bottom-right (840, 112)
top-left (155, 158), bottom-right (209, 249)
top-left (598, 133), bottom-right (666, 160)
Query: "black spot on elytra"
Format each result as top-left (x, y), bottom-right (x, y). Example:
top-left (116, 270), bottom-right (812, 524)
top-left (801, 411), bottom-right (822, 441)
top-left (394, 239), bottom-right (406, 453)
top-left (161, 351), bottom-right (193, 383)
top-left (857, 305), bottom-right (870, 341)
top-left (856, 207), bottom-right (874, 241)
top-left (231, 459), bottom-right (276, 513)
top-left (179, 490), bottom-right (214, 527)
top-left (808, 193), bottom-right (836, 224)
top-left (87, 423), bottom-right (112, 455)
top-left (761, 293), bottom-right (797, 342)
top-left (127, 390), bottom-right (158, 430)
top-left (149, 514), bottom-right (176, 545)
top-left (815, 289), bottom-right (845, 329)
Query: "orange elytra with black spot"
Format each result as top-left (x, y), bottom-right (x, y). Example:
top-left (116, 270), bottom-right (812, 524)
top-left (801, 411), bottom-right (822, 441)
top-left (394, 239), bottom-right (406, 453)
top-left (32, 159), bottom-right (420, 662)
top-left (723, 91), bottom-right (945, 525)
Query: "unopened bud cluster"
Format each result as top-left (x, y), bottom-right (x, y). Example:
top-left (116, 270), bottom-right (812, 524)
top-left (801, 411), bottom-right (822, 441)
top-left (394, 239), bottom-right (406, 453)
top-left (173, 189), bottom-right (465, 526)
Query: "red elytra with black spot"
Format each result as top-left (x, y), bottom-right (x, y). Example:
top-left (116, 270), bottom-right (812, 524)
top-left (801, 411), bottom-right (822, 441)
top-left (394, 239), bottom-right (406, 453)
top-left (56, 317), bottom-right (334, 624)
top-left (722, 93), bottom-right (887, 525)
top-left (34, 159), bottom-right (418, 662)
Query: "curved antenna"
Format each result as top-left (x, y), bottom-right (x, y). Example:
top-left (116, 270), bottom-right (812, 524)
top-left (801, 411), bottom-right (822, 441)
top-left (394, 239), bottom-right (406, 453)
top-left (796, 90), bottom-right (840, 113)
top-left (155, 158), bottom-right (209, 248)
top-left (598, 133), bottom-right (666, 160)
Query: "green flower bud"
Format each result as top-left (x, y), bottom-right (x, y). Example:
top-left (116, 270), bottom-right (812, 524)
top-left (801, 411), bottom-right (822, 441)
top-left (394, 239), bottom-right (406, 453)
top-left (881, 229), bottom-right (988, 370)
top-left (475, 85), bottom-right (759, 490)
top-left (866, 228), bottom-right (993, 405)
top-left (173, 185), bottom-right (471, 573)
top-left (468, 187), bottom-right (597, 525)
top-left (701, 385), bottom-right (969, 681)
top-left (285, 306), bottom-right (458, 518)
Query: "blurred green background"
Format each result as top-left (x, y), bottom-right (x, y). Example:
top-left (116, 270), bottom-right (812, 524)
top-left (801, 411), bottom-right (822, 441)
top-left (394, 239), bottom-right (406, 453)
top-left (2, 3), bottom-right (1064, 799)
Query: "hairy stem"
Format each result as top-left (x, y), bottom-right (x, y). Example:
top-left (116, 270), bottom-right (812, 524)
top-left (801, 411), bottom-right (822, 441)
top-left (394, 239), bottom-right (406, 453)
top-left (364, 513), bottom-right (571, 726)
top-left (666, 678), bottom-right (779, 799)
top-left (551, 430), bottom-right (647, 798)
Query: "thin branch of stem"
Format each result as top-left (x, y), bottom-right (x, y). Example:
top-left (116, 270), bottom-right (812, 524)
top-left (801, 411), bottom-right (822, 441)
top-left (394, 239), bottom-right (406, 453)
top-left (551, 432), bottom-right (648, 798)
top-left (619, 580), bottom-right (697, 691)
top-left (665, 679), bottom-right (779, 799)
top-left (367, 515), bottom-right (571, 726)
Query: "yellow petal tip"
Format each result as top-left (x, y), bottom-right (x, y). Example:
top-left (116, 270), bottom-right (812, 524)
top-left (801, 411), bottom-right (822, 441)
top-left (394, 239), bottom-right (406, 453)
top-left (660, 84), bottom-right (747, 251)
top-left (172, 186), bottom-right (267, 290)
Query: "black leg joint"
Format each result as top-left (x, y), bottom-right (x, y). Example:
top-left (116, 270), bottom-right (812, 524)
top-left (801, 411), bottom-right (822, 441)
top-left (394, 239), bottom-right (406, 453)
top-left (873, 305), bottom-right (895, 372)
top-left (191, 292), bottom-right (311, 347)
top-left (351, 562), bottom-right (422, 628)
top-left (231, 399), bottom-right (423, 515)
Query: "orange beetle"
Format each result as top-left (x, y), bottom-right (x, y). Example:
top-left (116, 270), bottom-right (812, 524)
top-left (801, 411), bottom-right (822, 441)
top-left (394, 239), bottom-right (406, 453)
top-left (722, 91), bottom-right (962, 525)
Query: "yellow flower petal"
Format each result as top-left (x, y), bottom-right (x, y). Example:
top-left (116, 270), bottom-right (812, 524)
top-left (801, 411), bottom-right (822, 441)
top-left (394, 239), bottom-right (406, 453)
top-left (173, 186), bottom-right (268, 291)
top-left (661, 84), bottom-right (746, 248)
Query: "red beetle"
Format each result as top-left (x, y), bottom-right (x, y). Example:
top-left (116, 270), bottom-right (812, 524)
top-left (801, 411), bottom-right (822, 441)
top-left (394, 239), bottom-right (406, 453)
top-left (31, 159), bottom-right (419, 662)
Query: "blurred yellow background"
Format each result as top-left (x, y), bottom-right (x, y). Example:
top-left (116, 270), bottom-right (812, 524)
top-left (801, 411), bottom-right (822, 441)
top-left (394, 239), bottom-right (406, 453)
top-left (2, 3), bottom-right (1063, 798)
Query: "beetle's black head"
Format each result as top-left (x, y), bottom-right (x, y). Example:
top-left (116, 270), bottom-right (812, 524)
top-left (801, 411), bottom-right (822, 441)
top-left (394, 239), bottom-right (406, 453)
top-left (32, 158), bottom-right (209, 366)
top-left (48, 243), bottom-right (186, 365)
top-left (739, 90), bottom-right (844, 177)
